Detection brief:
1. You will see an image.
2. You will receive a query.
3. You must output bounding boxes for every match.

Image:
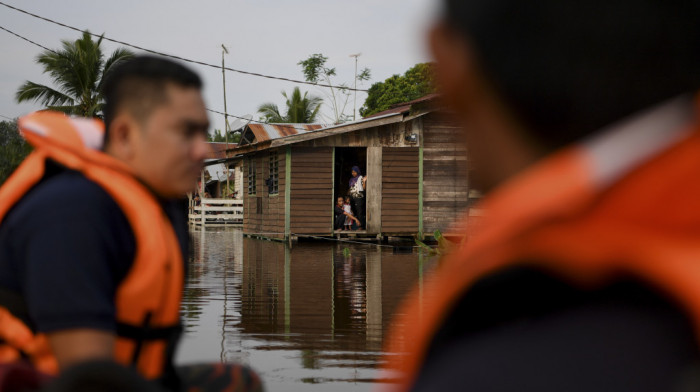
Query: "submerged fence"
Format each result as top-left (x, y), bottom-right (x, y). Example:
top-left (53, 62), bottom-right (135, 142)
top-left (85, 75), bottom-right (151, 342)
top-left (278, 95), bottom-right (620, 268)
top-left (188, 198), bottom-right (243, 227)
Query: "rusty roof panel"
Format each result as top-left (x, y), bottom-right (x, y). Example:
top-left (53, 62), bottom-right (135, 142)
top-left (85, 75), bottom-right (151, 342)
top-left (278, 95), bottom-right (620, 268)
top-left (364, 93), bottom-right (440, 119)
top-left (246, 123), bottom-right (326, 143)
top-left (206, 142), bottom-right (236, 159)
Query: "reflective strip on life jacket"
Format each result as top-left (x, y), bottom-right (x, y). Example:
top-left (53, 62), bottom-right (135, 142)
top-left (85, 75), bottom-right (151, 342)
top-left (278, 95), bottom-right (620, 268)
top-left (0, 111), bottom-right (183, 380)
top-left (380, 96), bottom-right (700, 391)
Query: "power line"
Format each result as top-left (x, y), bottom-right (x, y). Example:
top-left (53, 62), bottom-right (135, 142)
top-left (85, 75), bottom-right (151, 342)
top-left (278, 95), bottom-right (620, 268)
top-left (204, 108), bottom-right (315, 133)
top-left (0, 25), bottom-right (320, 134)
top-left (0, 25), bottom-right (57, 55)
top-left (0, 27), bottom-right (317, 133)
top-left (0, 114), bottom-right (16, 121)
top-left (0, 1), bottom-right (369, 92)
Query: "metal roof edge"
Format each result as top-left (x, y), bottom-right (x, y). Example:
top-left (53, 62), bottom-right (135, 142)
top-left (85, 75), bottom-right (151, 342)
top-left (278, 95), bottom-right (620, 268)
top-left (268, 112), bottom-right (405, 148)
top-left (204, 156), bottom-right (243, 166)
top-left (403, 110), bottom-right (432, 122)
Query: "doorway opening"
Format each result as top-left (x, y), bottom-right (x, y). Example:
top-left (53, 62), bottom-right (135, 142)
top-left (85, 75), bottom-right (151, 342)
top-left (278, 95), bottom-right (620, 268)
top-left (334, 147), bottom-right (367, 231)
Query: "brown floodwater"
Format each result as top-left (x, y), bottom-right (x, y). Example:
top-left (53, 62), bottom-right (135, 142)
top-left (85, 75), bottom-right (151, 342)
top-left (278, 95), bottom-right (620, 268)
top-left (176, 227), bottom-right (436, 392)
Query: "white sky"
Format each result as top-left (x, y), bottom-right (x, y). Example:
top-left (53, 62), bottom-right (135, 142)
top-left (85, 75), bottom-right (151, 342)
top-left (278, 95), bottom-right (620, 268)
top-left (0, 0), bottom-right (440, 135)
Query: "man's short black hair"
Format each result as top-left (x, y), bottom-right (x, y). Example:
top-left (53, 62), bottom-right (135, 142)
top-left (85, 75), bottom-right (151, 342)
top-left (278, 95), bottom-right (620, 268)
top-left (444, 0), bottom-right (700, 149)
top-left (101, 55), bottom-right (202, 144)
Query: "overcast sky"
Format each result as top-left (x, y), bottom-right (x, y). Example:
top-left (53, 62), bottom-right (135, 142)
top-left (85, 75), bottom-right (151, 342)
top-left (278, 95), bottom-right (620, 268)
top-left (0, 0), bottom-right (439, 135)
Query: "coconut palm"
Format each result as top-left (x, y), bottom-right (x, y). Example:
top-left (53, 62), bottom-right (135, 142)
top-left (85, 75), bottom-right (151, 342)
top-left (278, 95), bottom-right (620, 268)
top-left (15, 31), bottom-right (134, 117)
top-left (257, 87), bottom-right (322, 123)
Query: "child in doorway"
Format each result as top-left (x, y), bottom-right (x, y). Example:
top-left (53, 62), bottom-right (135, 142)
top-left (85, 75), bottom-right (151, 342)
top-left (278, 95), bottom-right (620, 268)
top-left (344, 196), bottom-right (360, 230)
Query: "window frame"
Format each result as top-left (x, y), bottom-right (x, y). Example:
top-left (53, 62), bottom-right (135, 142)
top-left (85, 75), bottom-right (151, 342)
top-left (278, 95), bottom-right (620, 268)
top-left (247, 158), bottom-right (256, 195)
top-left (268, 151), bottom-right (279, 195)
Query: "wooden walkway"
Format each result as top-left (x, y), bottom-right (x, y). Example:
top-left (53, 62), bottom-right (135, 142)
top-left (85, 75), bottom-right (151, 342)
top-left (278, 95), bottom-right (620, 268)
top-left (189, 198), bottom-right (243, 227)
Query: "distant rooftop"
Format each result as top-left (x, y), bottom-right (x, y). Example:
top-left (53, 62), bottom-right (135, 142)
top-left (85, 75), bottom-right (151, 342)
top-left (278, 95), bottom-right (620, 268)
top-left (239, 123), bottom-right (328, 145)
top-left (206, 142), bottom-right (237, 160)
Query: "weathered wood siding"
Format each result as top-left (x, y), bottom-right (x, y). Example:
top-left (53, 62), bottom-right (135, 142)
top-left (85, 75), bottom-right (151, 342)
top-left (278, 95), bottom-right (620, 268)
top-left (290, 147), bottom-right (333, 235)
top-left (381, 147), bottom-right (419, 233)
top-left (243, 149), bottom-right (286, 239)
top-left (421, 114), bottom-right (469, 234)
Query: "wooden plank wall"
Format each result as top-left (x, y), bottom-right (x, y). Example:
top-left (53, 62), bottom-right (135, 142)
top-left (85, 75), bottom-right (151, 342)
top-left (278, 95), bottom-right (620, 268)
top-left (422, 114), bottom-right (469, 234)
top-left (290, 147), bottom-right (333, 235)
top-left (243, 149), bottom-right (286, 239)
top-left (365, 147), bottom-right (382, 234)
top-left (382, 148), bottom-right (419, 233)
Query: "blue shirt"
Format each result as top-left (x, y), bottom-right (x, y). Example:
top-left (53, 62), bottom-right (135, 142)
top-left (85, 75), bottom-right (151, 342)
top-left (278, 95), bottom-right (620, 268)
top-left (0, 166), bottom-right (189, 333)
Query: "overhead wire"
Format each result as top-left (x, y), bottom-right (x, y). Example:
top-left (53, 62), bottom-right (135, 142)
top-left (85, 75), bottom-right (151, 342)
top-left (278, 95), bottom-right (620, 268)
top-left (0, 24), bottom-right (321, 134)
top-left (0, 25), bottom-right (57, 55)
top-left (0, 1), bottom-right (369, 92)
top-left (204, 108), bottom-right (318, 133)
top-left (0, 113), bottom-right (16, 121)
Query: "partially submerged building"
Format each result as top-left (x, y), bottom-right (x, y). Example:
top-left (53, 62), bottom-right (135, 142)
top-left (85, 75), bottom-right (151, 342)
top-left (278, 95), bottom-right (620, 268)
top-left (230, 95), bottom-right (473, 241)
top-left (199, 142), bottom-right (242, 198)
top-left (189, 142), bottom-right (244, 227)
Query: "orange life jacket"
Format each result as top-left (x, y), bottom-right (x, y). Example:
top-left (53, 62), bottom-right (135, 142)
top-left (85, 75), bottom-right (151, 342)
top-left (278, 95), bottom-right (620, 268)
top-left (381, 97), bottom-right (700, 391)
top-left (0, 111), bottom-right (184, 380)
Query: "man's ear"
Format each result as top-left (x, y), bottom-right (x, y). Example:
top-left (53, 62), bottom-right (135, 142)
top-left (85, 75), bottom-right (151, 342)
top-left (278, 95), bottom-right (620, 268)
top-left (104, 114), bottom-right (137, 161)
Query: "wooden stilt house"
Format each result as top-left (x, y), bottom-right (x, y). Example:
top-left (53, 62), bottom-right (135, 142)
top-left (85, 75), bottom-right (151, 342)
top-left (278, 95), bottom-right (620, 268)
top-left (230, 95), bottom-right (473, 241)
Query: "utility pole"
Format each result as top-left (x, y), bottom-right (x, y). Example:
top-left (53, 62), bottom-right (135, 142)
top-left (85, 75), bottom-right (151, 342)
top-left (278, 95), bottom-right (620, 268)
top-left (222, 44), bottom-right (230, 143)
top-left (222, 44), bottom-right (231, 198)
top-left (349, 53), bottom-right (361, 121)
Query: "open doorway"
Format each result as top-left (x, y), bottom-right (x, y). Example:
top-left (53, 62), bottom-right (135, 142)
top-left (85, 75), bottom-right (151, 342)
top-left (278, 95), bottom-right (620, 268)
top-left (334, 147), bottom-right (367, 231)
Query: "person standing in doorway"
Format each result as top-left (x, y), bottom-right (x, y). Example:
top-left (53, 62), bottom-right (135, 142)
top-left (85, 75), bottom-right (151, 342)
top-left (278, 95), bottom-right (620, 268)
top-left (348, 165), bottom-right (367, 229)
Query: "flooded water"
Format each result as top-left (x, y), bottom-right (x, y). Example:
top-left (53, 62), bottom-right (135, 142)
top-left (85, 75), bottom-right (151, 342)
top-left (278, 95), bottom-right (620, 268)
top-left (176, 227), bottom-right (435, 391)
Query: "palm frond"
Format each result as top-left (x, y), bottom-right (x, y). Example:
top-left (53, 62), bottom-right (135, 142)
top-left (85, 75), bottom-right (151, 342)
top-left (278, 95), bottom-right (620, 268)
top-left (16, 31), bottom-right (135, 118)
top-left (97, 47), bottom-right (135, 92)
top-left (47, 104), bottom-right (84, 115)
top-left (257, 103), bottom-right (286, 123)
top-left (15, 81), bottom-right (74, 107)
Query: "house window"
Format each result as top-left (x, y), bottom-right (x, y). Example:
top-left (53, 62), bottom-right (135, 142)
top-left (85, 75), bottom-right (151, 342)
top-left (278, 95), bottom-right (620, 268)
top-left (247, 159), bottom-right (256, 195)
top-left (268, 152), bottom-right (279, 195)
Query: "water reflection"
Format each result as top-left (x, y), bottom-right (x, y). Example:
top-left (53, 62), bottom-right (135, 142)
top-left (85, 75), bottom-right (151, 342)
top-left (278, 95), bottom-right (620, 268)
top-left (177, 228), bottom-right (434, 391)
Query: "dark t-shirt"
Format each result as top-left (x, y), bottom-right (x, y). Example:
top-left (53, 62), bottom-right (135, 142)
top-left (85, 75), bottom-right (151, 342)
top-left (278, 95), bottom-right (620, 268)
top-left (0, 167), bottom-right (189, 333)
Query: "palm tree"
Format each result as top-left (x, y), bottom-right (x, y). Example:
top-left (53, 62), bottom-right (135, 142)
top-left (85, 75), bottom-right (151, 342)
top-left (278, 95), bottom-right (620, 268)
top-left (15, 31), bottom-right (134, 117)
top-left (257, 87), bottom-right (322, 123)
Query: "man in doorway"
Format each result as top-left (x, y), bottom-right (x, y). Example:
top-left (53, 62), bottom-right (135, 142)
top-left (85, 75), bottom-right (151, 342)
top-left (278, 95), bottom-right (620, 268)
top-left (0, 56), bottom-right (262, 391)
top-left (383, 1), bottom-right (700, 391)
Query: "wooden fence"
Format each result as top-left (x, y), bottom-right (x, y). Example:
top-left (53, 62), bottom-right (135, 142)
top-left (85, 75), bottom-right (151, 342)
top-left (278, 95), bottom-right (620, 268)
top-left (189, 198), bottom-right (243, 227)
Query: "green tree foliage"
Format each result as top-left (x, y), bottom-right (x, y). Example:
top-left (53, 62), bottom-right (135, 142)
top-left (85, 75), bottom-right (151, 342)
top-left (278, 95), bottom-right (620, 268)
top-left (16, 31), bottom-right (134, 117)
top-left (208, 129), bottom-right (241, 143)
top-left (208, 129), bottom-right (226, 142)
top-left (360, 63), bottom-right (435, 117)
top-left (257, 87), bottom-right (323, 123)
top-left (298, 53), bottom-right (370, 124)
top-left (0, 120), bottom-right (32, 185)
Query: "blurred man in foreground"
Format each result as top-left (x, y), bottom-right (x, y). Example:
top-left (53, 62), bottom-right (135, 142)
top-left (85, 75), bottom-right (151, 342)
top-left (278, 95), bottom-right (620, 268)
top-left (383, 1), bottom-right (700, 391)
top-left (0, 56), bottom-right (262, 391)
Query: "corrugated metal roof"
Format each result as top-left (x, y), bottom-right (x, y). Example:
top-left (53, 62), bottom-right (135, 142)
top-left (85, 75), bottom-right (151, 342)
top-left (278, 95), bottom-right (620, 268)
top-left (231, 96), bottom-right (441, 154)
top-left (204, 163), bottom-right (228, 183)
top-left (245, 123), bottom-right (326, 143)
top-left (206, 142), bottom-right (237, 159)
top-left (364, 93), bottom-right (440, 119)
